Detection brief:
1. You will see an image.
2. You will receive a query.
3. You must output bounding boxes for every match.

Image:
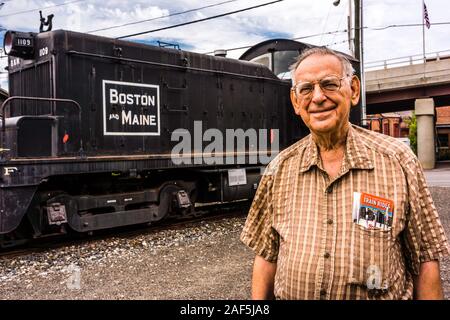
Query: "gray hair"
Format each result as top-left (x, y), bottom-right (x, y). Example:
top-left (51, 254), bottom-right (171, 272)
top-left (289, 46), bottom-right (355, 85)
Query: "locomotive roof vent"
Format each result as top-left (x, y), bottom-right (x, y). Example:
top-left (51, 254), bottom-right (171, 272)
top-left (3, 30), bottom-right (36, 59)
top-left (214, 49), bottom-right (227, 58)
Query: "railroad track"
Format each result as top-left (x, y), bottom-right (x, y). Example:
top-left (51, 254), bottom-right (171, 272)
top-left (0, 202), bottom-right (249, 259)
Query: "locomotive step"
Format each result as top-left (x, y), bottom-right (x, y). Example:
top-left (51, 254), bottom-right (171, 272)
top-left (69, 206), bottom-right (160, 232)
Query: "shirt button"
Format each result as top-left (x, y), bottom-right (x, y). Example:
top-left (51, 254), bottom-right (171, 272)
top-left (327, 219), bottom-right (333, 225)
top-left (326, 187), bottom-right (332, 194)
top-left (320, 289), bottom-right (327, 298)
top-left (324, 252), bottom-right (330, 259)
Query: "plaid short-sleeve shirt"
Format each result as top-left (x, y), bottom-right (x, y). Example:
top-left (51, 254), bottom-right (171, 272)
top-left (241, 125), bottom-right (450, 300)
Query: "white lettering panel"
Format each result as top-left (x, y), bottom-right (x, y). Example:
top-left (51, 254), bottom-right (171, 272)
top-left (228, 169), bottom-right (247, 186)
top-left (102, 80), bottom-right (160, 136)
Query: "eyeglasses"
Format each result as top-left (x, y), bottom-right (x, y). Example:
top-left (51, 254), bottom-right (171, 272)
top-left (291, 75), bottom-right (348, 97)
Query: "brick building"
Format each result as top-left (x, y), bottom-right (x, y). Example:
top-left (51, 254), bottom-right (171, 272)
top-left (366, 106), bottom-right (450, 160)
top-left (437, 106), bottom-right (450, 160)
top-left (366, 111), bottom-right (411, 138)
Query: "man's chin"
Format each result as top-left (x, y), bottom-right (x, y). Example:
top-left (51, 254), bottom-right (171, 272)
top-left (309, 122), bottom-right (337, 135)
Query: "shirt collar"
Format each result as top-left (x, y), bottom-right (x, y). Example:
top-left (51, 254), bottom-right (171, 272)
top-left (299, 135), bottom-right (320, 173)
top-left (299, 125), bottom-right (374, 173)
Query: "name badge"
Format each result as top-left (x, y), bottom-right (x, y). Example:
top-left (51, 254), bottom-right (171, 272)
top-left (352, 192), bottom-right (394, 230)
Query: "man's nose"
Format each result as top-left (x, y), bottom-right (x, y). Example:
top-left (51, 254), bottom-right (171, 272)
top-left (311, 83), bottom-right (326, 104)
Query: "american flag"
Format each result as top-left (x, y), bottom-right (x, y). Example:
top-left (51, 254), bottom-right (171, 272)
top-left (423, 2), bottom-right (431, 29)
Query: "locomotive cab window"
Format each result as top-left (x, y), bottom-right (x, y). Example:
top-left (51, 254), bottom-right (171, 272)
top-left (250, 53), bottom-right (271, 70)
top-left (273, 50), bottom-right (298, 80)
top-left (249, 50), bottom-right (298, 81)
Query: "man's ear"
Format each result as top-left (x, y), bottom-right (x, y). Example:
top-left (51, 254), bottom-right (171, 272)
top-left (350, 75), bottom-right (361, 107)
top-left (290, 89), bottom-right (302, 116)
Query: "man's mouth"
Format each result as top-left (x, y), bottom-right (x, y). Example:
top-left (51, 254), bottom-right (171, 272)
top-left (309, 106), bottom-right (337, 114)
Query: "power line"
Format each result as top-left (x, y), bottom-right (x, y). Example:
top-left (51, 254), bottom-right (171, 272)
top-left (87, 0), bottom-right (241, 34)
top-left (325, 38), bottom-right (351, 48)
top-left (116, 0), bottom-right (284, 40)
top-left (318, 3), bottom-right (332, 45)
top-left (365, 21), bottom-right (450, 31)
top-left (294, 30), bottom-right (347, 41)
top-left (204, 20), bottom-right (450, 55)
top-left (330, 0), bottom-right (348, 46)
top-left (0, 0), bottom-right (86, 18)
top-left (202, 29), bottom-right (347, 55)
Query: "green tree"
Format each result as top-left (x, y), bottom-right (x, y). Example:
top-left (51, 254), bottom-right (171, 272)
top-left (406, 113), bottom-right (417, 155)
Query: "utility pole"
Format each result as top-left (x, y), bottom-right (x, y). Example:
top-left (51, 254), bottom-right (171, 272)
top-left (355, 0), bottom-right (366, 126)
top-left (334, 0), bottom-right (366, 125)
top-left (347, 0), bottom-right (354, 55)
top-left (353, 0), bottom-right (360, 61)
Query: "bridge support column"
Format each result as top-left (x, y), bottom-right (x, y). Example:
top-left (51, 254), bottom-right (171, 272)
top-left (415, 98), bottom-right (435, 169)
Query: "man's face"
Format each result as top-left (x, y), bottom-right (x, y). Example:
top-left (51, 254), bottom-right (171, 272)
top-left (290, 54), bottom-right (360, 136)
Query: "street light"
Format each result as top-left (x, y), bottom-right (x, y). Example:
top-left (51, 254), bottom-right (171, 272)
top-left (332, 0), bottom-right (354, 55)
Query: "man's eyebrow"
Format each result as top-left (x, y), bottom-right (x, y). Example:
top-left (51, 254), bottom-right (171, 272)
top-left (296, 74), bottom-right (341, 82)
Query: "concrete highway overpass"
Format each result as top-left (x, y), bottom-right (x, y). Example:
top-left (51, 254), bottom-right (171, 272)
top-left (366, 56), bottom-right (450, 114)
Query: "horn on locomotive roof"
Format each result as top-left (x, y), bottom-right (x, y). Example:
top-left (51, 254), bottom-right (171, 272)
top-left (39, 10), bottom-right (54, 33)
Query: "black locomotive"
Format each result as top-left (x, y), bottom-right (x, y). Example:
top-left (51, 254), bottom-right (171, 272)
top-left (0, 30), bottom-right (360, 247)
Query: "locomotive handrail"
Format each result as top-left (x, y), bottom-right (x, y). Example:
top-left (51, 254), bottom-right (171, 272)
top-left (0, 96), bottom-right (84, 157)
top-left (67, 50), bottom-right (282, 83)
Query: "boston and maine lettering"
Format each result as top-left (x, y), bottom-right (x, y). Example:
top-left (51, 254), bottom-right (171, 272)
top-left (122, 110), bottom-right (157, 126)
top-left (102, 80), bottom-right (160, 136)
top-left (109, 88), bottom-right (156, 107)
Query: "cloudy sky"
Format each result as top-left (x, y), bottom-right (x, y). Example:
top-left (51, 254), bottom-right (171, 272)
top-left (0, 0), bottom-right (449, 89)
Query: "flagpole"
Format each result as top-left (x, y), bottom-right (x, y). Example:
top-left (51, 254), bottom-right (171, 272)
top-left (422, 0), bottom-right (426, 63)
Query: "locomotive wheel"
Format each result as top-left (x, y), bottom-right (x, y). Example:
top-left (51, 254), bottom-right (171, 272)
top-left (157, 183), bottom-right (194, 220)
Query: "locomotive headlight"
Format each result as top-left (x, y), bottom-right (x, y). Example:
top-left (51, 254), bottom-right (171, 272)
top-left (3, 31), bottom-right (13, 55)
top-left (3, 30), bottom-right (36, 59)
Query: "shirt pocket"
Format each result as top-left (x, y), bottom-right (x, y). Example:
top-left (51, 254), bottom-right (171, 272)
top-left (347, 224), bottom-right (394, 291)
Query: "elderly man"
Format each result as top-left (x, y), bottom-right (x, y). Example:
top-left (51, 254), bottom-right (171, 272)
top-left (240, 47), bottom-right (450, 300)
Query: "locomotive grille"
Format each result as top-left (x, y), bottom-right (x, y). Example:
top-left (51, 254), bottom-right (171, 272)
top-left (8, 60), bottom-right (53, 117)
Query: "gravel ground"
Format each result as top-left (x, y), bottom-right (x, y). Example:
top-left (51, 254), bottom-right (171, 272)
top-left (0, 217), bottom-right (254, 299)
top-left (0, 187), bottom-right (449, 300)
top-left (428, 187), bottom-right (450, 299)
